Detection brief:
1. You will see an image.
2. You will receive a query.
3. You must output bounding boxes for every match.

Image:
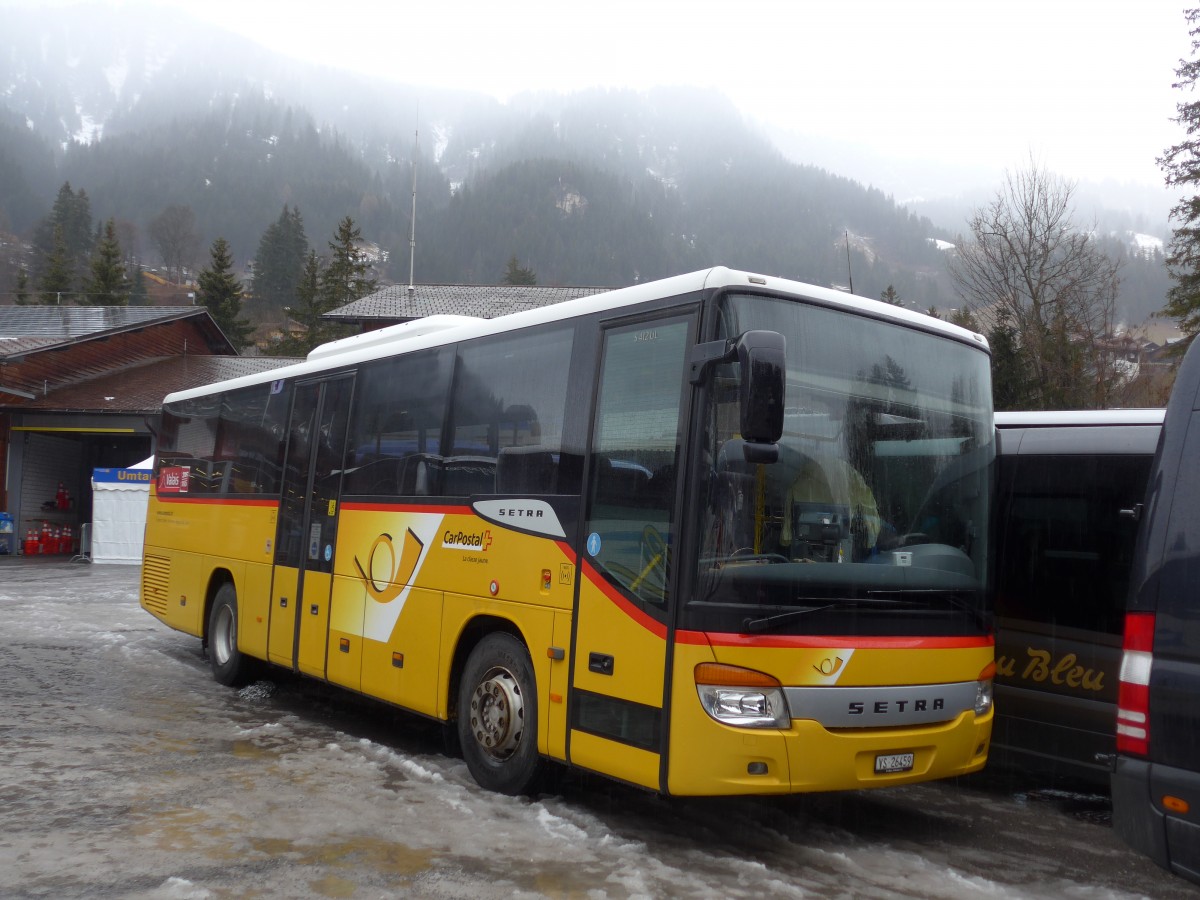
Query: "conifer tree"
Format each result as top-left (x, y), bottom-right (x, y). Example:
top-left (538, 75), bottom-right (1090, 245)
top-left (503, 255), bottom-right (538, 285)
top-left (38, 225), bottom-right (75, 305)
top-left (82, 219), bottom-right (129, 306)
top-left (197, 237), bottom-right (253, 350)
top-left (880, 284), bottom-right (901, 306)
top-left (47, 182), bottom-right (94, 262)
top-left (128, 266), bottom-right (149, 306)
top-left (1159, 8), bottom-right (1200, 347)
top-left (321, 216), bottom-right (376, 310)
top-left (988, 309), bottom-right (1028, 410)
top-left (275, 250), bottom-right (328, 356)
top-left (14, 268), bottom-right (30, 305)
top-left (274, 217), bottom-right (375, 357)
top-left (949, 306), bottom-right (980, 331)
top-left (251, 205), bottom-right (309, 318)
top-left (32, 182), bottom-right (93, 287)
top-left (68, 188), bottom-right (95, 261)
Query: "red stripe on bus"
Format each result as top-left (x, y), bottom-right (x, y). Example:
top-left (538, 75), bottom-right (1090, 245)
top-left (152, 495), bottom-right (278, 507)
top-left (676, 631), bottom-right (993, 650)
top-left (577, 562), bottom-right (987, 649)
top-left (340, 501), bottom-right (467, 515)
top-left (581, 561), bottom-right (668, 639)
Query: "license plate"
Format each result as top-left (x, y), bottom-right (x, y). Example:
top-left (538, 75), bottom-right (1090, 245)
top-left (874, 752), bottom-right (915, 774)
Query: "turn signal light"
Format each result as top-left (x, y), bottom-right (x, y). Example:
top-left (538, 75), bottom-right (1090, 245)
top-left (1163, 795), bottom-right (1190, 815)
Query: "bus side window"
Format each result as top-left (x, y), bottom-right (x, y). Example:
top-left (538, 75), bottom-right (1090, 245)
top-left (446, 326), bottom-right (575, 497)
top-left (997, 453), bottom-right (1149, 635)
top-left (343, 348), bottom-right (452, 498)
top-left (496, 447), bottom-right (557, 494)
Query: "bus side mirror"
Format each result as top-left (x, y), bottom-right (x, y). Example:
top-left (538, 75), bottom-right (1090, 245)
top-left (735, 330), bottom-right (785, 464)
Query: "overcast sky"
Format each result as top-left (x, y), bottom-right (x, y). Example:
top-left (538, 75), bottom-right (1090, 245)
top-left (153, 0), bottom-right (1189, 191)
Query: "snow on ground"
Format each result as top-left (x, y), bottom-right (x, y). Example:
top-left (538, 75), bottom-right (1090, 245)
top-left (0, 561), bottom-right (1191, 899)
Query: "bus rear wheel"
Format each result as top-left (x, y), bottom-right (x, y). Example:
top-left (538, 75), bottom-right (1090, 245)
top-left (208, 583), bottom-right (255, 687)
top-left (458, 632), bottom-right (542, 795)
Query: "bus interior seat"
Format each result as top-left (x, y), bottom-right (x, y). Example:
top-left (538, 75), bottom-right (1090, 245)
top-left (496, 446), bottom-right (557, 494)
top-left (443, 457), bottom-right (496, 496)
top-left (342, 457), bottom-right (400, 495)
top-left (397, 454), bottom-right (436, 496)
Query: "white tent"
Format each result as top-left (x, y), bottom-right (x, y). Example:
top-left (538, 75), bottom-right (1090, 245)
top-left (89, 456), bottom-right (152, 565)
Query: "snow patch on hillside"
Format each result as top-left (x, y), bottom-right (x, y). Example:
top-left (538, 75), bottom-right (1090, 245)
top-left (1130, 232), bottom-right (1163, 255)
top-left (104, 59), bottom-right (128, 98)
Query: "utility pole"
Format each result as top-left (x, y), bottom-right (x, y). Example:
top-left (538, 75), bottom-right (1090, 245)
top-left (408, 128), bottom-right (417, 298)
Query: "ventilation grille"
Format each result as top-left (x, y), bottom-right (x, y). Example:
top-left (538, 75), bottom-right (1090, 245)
top-left (141, 554), bottom-right (171, 616)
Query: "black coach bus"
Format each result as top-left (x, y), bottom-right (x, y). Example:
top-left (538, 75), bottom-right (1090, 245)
top-left (1112, 341), bottom-right (1200, 887)
top-left (992, 410), bottom-right (1162, 784)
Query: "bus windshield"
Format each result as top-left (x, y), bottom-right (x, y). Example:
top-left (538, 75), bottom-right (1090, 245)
top-left (689, 292), bottom-right (993, 637)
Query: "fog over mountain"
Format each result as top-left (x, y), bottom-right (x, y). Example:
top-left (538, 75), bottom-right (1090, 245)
top-left (0, 3), bottom-right (1172, 323)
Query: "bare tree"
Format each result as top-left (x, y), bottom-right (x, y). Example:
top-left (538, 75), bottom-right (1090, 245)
top-left (949, 162), bottom-right (1121, 409)
top-left (147, 205), bottom-right (200, 284)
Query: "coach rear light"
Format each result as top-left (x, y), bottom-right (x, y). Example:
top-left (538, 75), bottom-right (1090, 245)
top-left (1116, 611), bottom-right (1155, 756)
top-left (695, 663), bottom-right (789, 728)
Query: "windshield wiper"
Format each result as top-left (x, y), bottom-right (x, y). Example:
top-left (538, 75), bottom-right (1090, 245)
top-left (865, 589), bottom-right (987, 627)
top-left (742, 594), bottom-right (920, 633)
top-left (742, 603), bottom-right (836, 633)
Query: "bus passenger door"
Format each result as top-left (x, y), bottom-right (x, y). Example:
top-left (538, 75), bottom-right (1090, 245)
top-left (569, 313), bottom-right (695, 790)
top-left (268, 374), bottom-right (355, 678)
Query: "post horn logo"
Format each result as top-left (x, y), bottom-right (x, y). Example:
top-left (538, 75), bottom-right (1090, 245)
top-left (813, 656), bottom-right (845, 677)
top-left (353, 529), bottom-right (424, 603)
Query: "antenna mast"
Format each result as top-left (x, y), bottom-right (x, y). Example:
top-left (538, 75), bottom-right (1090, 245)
top-left (844, 231), bottom-right (854, 294)
top-left (408, 127), bottom-right (418, 296)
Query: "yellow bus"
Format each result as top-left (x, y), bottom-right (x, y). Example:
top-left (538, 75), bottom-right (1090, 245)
top-left (140, 267), bottom-right (995, 796)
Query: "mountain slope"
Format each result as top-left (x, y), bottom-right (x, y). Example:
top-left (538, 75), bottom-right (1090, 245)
top-left (0, 2), bottom-right (1159, 323)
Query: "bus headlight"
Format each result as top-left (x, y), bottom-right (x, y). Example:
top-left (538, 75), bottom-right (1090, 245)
top-left (695, 663), bottom-right (789, 728)
top-left (975, 662), bottom-right (996, 716)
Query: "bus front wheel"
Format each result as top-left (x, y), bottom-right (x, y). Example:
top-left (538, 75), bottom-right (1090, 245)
top-left (207, 583), bottom-right (255, 687)
top-left (457, 632), bottom-right (542, 795)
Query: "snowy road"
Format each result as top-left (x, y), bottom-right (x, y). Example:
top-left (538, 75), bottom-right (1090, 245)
top-left (0, 562), bottom-right (1192, 899)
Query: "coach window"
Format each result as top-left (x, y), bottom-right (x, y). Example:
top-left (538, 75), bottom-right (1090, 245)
top-left (447, 326), bottom-right (575, 496)
top-left (343, 347), bottom-right (452, 497)
top-left (213, 381), bottom-right (292, 495)
top-left (159, 395), bottom-right (221, 494)
top-left (997, 453), bottom-right (1150, 635)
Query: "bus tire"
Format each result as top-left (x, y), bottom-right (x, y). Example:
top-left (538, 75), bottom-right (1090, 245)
top-left (457, 632), bottom-right (542, 795)
top-left (208, 583), bottom-right (255, 687)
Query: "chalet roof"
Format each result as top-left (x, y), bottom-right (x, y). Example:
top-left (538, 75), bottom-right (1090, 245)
top-left (325, 283), bottom-right (610, 324)
top-left (0, 306), bottom-right (235, 361)
top-left (19, 355), bottom-right (302, 414)
top-left (0, 305), bottom-right (204, 337)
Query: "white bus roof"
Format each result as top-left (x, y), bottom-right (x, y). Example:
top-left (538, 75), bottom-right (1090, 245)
top-left (163, 267), bottom-right (990, 405)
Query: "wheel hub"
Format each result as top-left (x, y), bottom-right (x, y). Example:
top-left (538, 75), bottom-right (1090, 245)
top-left (469, 668), bottom-right (524, 759)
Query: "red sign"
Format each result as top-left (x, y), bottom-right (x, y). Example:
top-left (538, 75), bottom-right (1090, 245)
top-left (157, 466), bottom-right (190, 493)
